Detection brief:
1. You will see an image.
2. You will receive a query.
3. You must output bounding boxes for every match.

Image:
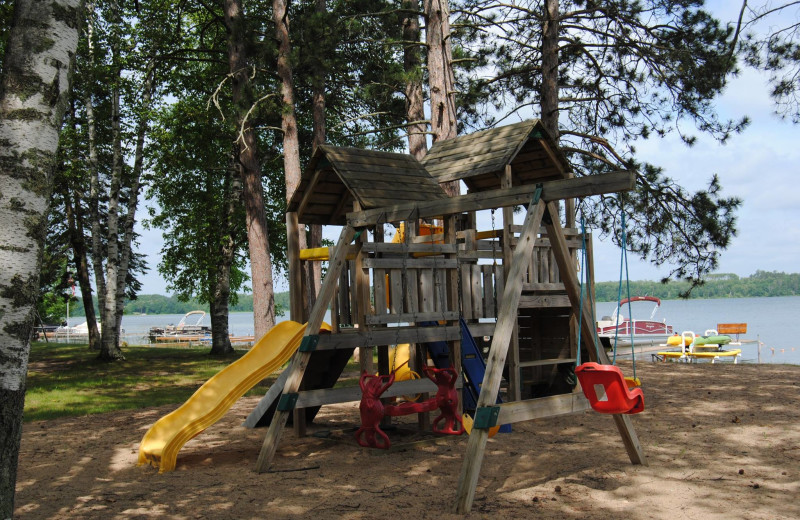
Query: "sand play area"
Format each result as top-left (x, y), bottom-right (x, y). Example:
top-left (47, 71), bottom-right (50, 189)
top-left (13, 361), bottom-right (800, 519)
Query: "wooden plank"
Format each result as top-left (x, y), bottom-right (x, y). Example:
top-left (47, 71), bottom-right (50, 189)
top-left (366, 310), bottom-right (460, 325)
top-left (373, 268), bottom-right (387, 316)
top-left (495, 392), bottom-right (591, 424)
top-left (522, 282), bottom-right (566, 292)
top-left (470, 264), bottom-right (482, 318)
top-left (543, 201), bottom-right (647, 467)
top-left (338, 264), bottom-right (351, 326)
top-left (482, 265), bottom-right (496, 319)
top-left (389, 269), bottom-right (402, 314)
top-left (296, 166), bottom-right (328, 218)
top-left (423, 121), bottom-right (533, 160)
top-left (315, 326), bottom-right (462, 349)
top-left (518, 294), bottom-right (571, 308)
top-left (347, 171), bottom-right (636, 227)
top-left (362, 257), bottom-right (458, 269)
top-left (518, 358), bottom-right (577, 368)
top-left (494, 264), bottom-right (505, 311)
top-left (338, 167), bottom-right (444, 185)
top-left (460, 263), bottom-right (473, 320)
top-left (454, 195), bottom-right (546, 513)
top-left (419, 268), bottom-right (434, 313)
top-left (361, 243), bottom-right (457, 254)
top-left (295, 376), bottom-right (463, 408)
top-left (256, 225), bottom-right (357, 473)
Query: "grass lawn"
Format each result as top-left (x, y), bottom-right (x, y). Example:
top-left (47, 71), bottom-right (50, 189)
top-left (24, 341), bottom-right (285, 422)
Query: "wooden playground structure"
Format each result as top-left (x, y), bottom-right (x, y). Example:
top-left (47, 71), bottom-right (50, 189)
top-left (248, 120), bottom-right (647, 513)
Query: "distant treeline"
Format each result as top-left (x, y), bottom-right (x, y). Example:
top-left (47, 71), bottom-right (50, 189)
top-left (69, 271), bottom-right (798, 316)
top-left (595, 271), bottom-right (800, 301)
top-left (70, 292), bottom-right (290, 317)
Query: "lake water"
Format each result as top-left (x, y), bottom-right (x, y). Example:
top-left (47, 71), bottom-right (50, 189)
top-left (66, 295), bottom-right (800, 365)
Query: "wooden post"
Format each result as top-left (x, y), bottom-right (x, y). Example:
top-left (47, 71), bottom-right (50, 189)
top-left (287, 212), bottom-right (308, 437)
top-left (286, 212), bottom-right (304, 322)
top-left (255, 225), bottom-right (357, 473)
top-left (501, 165), bottom-right (521, 402)
top-left (354, 202), bottom-right (373, 375)
top-left (542, 201), bottom-right (646, 467)
top-left (454, 195), bottom-right (546, 513)
top-left (444, 215), bottom-right (462, 413)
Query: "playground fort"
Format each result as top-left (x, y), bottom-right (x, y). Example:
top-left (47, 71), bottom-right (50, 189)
top-left (138, 119), bottom-right (646, 514)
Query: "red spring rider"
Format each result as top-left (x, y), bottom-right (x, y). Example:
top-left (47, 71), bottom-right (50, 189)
top-left (355, 365), bottom-right (463, 449)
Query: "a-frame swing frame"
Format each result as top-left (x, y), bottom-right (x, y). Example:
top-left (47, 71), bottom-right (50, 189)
top-left (254, 171), bottom-right (646, 514)
top-left (453, 196), bottom-right (647, 513)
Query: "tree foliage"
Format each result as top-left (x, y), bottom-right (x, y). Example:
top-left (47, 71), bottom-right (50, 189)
top-left (594, 271), bottom-right (800, 301)
top-left (737, 0), bottom-right (800, 122)
top-left (451, 0), bottom-right (747, 290)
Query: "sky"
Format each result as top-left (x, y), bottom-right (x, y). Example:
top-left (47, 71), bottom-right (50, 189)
top-left (134, 2), bottom-right (799, 294)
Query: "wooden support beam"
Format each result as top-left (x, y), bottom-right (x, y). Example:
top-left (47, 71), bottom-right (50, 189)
top-left (296, 166), bottom-right (326, 218)
top-left (496, 392), bottom-right (590, 424)
top-left (543, 201), bottom-right (647, 467)
top-left (501, 166), bottom-right (521, 403)
top-left (347, 170), bottom-right (635, 227)
top-left (314, 326), bottom-right (461, 350)
top-left (454, 194), bottom-right (546, 514)
top-left (255, 225), bottom-right (357, 473)
top-left (286, 212), bottom-right (304, 322)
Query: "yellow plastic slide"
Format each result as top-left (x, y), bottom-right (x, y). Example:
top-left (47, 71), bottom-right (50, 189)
top-left (138, 320), bottom-right (307, 473)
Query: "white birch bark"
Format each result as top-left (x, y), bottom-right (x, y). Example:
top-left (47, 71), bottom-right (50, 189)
top-left (0, 0), bottom-right (83, 515)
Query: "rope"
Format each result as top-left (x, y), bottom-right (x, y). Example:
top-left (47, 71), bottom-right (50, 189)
top-left (612, 212), bottom-right (637, 379)
top-left (576, 216), bottom-right (586, 367)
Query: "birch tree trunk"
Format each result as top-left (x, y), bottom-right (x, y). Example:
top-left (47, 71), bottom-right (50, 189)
top-left (98, 63), bottom-right (124, 361)
top-left (65, 193), bottom-right (100, 350)
top-left (85, 2), bottom-right (107, 322)
top-left (0, 0), bottom-right (83, 514)
top-left (113, 63), bottom-right (154, 340)
top-left (403, 0), bottom-right (428, 161)
top-left (424, 0), bottom-right (458, 195)
top-left (224, 0), bottom-right (276, 340)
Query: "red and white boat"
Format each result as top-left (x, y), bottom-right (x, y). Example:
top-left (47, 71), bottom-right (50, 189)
top-left (596, 296), bottom-right (674, 348)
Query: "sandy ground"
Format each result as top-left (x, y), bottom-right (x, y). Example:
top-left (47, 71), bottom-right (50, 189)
top-left (13, 361), bottom-right (800, 519)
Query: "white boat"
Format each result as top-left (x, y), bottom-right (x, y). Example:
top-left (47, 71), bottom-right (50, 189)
top-left (148, 310), bottom-right (211, 342)
top-left (596, 296), bottom-right (675, 348)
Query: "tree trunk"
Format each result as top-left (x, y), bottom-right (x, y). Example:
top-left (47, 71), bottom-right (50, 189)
top-left (273, 0), bottom-right (312, 314)
top-left (65, 193), bottom-right (101, 350)
top-left (403, 0), bottom-right (428, 161)
top-left (209, 162), bottom-right (238, 356)
top-left (113, 63), bottom-right (154, 341)
top-left (98, 64), bottom-right (124, 361)
top-left (224, 0), bottom-right (276, 340)
top-left (0, 0), bottom-right (83, 516)
top-left (424, 0), bottom-right (458, 195)
top-left (85, 2), bottom-right (106, 319)
top-left (307, 0), bottom-right (327, 310)
top-left (540, 0), bottom-right (560, 141)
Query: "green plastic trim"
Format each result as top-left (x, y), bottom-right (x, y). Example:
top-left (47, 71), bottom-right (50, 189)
top-left (532, 183), bottom-right (543, 204)
top-left (277, 393), bottom-right (299, 412)
top-left (298, 335), bottom-right (320, 352)
top-left (473, 405), bottom-right (501, 429)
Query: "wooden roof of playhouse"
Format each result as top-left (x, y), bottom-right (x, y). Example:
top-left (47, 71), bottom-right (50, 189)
top-left (288, 120), bottom-right (571, 225)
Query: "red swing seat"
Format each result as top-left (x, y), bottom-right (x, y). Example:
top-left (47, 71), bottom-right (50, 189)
top-left (575, 362), bottom-right (644, 414)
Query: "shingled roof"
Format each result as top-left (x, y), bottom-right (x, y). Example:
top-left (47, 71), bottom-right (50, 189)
top-left (287, 145), bottom-right (448, 226)
top-left (421, 119), bottom-right (571, 192)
